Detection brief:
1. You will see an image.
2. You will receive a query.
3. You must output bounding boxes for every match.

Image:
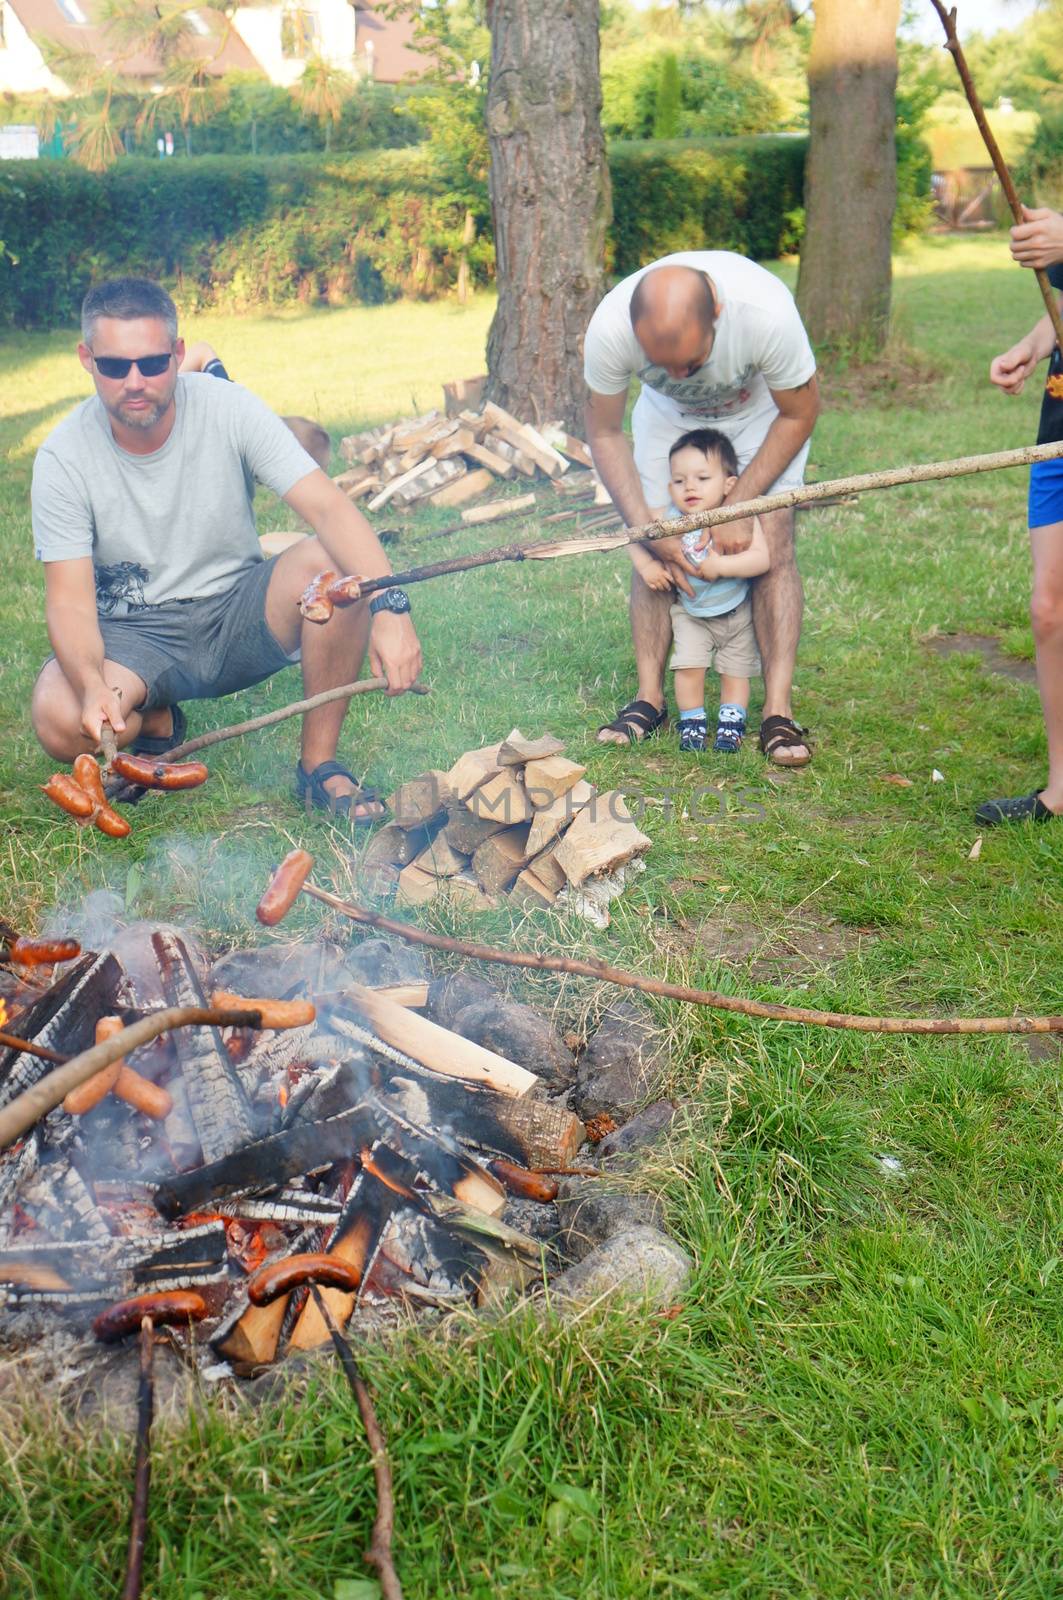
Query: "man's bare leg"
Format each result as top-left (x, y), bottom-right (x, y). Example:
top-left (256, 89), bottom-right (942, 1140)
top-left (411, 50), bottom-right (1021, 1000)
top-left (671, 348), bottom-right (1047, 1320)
top-left (750, 506), bottom-right (809, 765)
top-left (265, 539), bottom-right (380, 817)
top-left (597, 568), bottom-right (673, 745)
top-left (1030, 522), bottom-right (1063, 812)
top-left (32, 659), bottom-right (150, 761)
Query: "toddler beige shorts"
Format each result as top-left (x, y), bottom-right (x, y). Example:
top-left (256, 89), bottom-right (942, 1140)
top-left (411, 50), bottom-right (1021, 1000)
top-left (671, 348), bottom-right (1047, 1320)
top-left (669, 595), bottom-right (761, 677)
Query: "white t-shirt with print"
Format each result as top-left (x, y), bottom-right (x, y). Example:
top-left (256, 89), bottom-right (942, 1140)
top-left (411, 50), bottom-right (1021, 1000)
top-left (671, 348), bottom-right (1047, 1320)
top-left (583, 250), bottom-right (816, 432)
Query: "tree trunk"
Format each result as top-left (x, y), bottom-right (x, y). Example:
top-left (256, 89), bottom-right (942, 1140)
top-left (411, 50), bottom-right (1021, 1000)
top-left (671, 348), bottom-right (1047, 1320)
top-left (796, 0), bottom-right (900, 353)
top-left (484, 0), bottom-right (611, 432)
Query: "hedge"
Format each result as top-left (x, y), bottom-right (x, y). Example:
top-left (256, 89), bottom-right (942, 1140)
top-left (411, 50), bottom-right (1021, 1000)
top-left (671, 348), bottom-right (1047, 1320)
top-left (0, 132), bottom-right (925, 329)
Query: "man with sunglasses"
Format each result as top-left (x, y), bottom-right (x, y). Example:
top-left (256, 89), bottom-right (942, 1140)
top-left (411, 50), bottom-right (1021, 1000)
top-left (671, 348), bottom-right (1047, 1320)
top-left (30, 277), bottom-right (422, 821)
top-left (584, 253), bottom-right (820, 768)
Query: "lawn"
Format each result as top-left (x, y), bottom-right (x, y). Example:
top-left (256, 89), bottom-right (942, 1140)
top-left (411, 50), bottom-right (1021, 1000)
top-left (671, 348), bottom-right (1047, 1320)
top-left (1, 236), bottom-right (1063, 1600)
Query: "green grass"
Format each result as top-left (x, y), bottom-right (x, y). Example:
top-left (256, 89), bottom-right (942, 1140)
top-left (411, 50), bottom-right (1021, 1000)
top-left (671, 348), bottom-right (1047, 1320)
top-left (2, 237), bottom-right (1063, 1599)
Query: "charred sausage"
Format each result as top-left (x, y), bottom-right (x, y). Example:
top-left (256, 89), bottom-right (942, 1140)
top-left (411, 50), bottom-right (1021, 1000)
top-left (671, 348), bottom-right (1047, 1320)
top-left (246, 1252), bottom-right (361, 1307)
top-left (299, 570), bottom-right (337, 624)
top-left (92, 1290), bottom-right (207, 1343)
top-left (6, 937), bottom-right (82, 966)
top-left (109, 755), bottom-right (209, 791)
top-left (487, 1158), bottom-right (560, 1203)
top-left (255, 849), bottom-right (314, 926)
top-left (41, 774), bottom-right (95, 819)
top-left (211, 991), bottom-right (317, 1030)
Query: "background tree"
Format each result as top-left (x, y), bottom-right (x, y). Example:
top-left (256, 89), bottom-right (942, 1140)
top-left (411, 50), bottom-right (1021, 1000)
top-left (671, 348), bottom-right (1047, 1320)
top-left (289, 55), bottom-right (353, 152)
top-left (483, 0), bottom-right (611, 429)
top-left (652, 51), bottom-right (682, 139)
top-left (796, 0), bottom-right (901, 352)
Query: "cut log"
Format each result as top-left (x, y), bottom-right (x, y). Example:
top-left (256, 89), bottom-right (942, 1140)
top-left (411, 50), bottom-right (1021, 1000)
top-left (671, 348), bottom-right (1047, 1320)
top-left (527, 841), bottom-right (567, 895)
top-left (484, 435), bottom-right (539, 478)
top-left (335, 986), bottom-right (538, 1096)
top-left (496, 730), bottom-right (566, 766)
top-left (461, 492), bottom-right (537, 526)
top-left (525, 781), bottom-right (595, 855)
top-left (345, 476), bottom-right (380, 502)
top-left (373, 981), bottom-right (429, 1009)
top-left (471, 825), bottom-right (532, 895)
top-left (446, 873), bottom-right (502, 913)
top-left (553, 791), bottom-right (652, 886)
top-left (510, 868), bottom-right (559, 910)
top-left (463, 441), bottom-right (516, 478)
top-left (398, 458), bottom-right (467, 507)
top-left (339, 424), bottom-right (394, 466)
top-left (523, 756), bottom-right (587, 806)
top-left (429, 467), bottom-right (494, 508)
top-left (288, 1172), bottom-right (397, 1352)
top-left (213, 1292), bottom-right (289, 1367)
top-left (379, 1068), bottom-right (584, 1168)
top-left (467, 769), bottom-right (534, 825)
top-left (457, 409), bottom-right (492, 440)
top-left (447, 745), bottom-right (502, 801)
top-left (444, 376), bottom-right (487, 416)
top-left (481, 402), bottom-right (569, 477)
top-left (390, 409), bottom-right (444, 450)
top-left (366, 457), bottom-right (438, 511)
top-left (432, 426), bottom-right (477, 460)
top-left (541, 425), bottom-right (593, 469)
top-left (387, 770), bottom-right (454, 829)
top-left (332, 465), bottom-right (376, 493)
top-left (397, 864), bottom-right (440, 907)
top-left (400, 420), bottom-right (459, 468)
top-left (412, 834), bottom-right (468, 880)
top-left (443, 806), bottom-right (511, 855)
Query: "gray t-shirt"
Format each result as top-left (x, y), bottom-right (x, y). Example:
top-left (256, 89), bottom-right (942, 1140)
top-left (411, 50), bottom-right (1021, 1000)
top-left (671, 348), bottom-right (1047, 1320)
top-left (31, 373), bottom-right (318, 616)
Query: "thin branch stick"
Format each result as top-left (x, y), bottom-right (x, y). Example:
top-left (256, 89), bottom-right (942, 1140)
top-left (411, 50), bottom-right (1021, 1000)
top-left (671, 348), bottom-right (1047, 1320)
top-left (301, 883), bottom-right (1063, 1039)
top-left (930, 0), bottom-right (1063, 349)
top-left (0, 1028), bottom-right (67, 1065)
top-left (121, 1317), bottom-right (155, 1600)
top-left (0, 1006), bottom-right (269, 1150)
top-left (309, 1284), bottom-right (403, 1600)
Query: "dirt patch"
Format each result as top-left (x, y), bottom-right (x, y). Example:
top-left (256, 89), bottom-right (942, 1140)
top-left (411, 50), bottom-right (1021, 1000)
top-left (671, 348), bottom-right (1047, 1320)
top-left (818, 348), bottom-right (943, 411)
top-left (925, 632), bottom-right (1037, 687)
top-left (668, 906), bottom-right (873, 984)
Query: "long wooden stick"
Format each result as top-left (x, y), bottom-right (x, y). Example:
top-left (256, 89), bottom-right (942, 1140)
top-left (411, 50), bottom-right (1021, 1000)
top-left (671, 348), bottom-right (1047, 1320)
top-left (0, 1028), bottom-right (67, 1065)
top-left (302, 882), bottom-right (1063, 1039)
top-left (0, 1005), bottom-right (270, 1150)
top-left (122, 1317), bottom-right (155, 1600)
top-left (930, 0), bottom-right (1063, 349)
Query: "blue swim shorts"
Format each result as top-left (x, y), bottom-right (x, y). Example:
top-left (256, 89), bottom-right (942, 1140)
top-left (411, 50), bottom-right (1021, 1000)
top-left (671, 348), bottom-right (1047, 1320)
top-left (1028, 456), bottom-right (1063, 529)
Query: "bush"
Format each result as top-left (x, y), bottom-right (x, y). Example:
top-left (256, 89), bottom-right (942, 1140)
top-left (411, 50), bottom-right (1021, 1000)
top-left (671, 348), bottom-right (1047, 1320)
top-left (1015, 108), bottom-right (1063, 207)
top-left (602, 39), bottom-right (783, 142)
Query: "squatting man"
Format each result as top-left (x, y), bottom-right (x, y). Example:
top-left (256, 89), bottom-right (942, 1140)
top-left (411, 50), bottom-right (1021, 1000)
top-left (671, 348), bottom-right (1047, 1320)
top-left (30, 277), bottom-right (422, 822)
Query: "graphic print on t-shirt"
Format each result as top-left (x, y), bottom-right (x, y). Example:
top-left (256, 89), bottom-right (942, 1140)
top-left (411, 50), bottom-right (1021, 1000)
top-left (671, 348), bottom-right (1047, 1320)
top-left (96, 560), bottom-right (150, 616)
top-left (637, 361), bottom-right (758, 417)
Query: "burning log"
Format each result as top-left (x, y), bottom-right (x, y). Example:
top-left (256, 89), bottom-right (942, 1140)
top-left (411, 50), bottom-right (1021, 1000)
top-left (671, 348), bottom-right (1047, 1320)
top-left (327, 986), bottom-right (538, 1097)
top-left (287, 1169), bottom-right (397, 1352)
top-left (0, 953), bottom-right (122, 1111)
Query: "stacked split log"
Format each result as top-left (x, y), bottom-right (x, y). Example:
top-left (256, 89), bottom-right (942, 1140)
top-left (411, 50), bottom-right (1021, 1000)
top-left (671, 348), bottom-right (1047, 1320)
top-left (336, 391), bottom-right (598, 519)
top-left (358, 730), bottom-right (652, 922)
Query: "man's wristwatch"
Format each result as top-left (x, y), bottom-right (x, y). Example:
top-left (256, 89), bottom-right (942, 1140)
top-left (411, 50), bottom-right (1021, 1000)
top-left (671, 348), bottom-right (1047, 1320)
top-left (368, 586), bottom-right (412, 618)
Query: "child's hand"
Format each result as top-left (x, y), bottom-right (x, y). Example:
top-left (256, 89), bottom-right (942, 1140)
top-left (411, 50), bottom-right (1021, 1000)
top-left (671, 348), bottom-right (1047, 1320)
top-left (698, 550), bottom-right (721, 580)
top-left (629, 547), bottom-right (675, 592)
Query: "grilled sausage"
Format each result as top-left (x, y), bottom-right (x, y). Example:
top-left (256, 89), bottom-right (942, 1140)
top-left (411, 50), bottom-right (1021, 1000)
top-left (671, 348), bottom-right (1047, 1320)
top-left (109, 755), bottom-right (209, 791)
top-left (41, 774), bottom-right (95, 819)
top-left (72, 753), bottom-right (108, 805)
top-left (325, 574), bottom-right (366, 607)
top-left (6, 937), bottom-right (82, 966)
top-left (89, 800), bottom-right (132, 839)
top-left (63, 1017), bottom-right (126, 1116)
top-left (487, 1158), bottom-right (560, 1203)
top-left (299, 570), bottom-right (337, 624)
top-left (255, 849), bottom-right (314, 926)
top-left (0, 1262), bottom-right (71, 1291)
top-left (113, 1066), bottom-right (173, 1120)
top-left (211, 991), bottom-right (317, 1030)
top-left (92, 1290), bottom-right (207, 1343)
top-left (246, 1252), bottom-right (361, 1307)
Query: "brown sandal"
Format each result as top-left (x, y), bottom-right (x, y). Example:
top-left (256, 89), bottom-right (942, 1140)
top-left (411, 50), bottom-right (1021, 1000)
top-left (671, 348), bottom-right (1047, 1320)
top-left (596, 699), bottom-right (668, 746)
top-left (759, 715), bottom-right (812, 768)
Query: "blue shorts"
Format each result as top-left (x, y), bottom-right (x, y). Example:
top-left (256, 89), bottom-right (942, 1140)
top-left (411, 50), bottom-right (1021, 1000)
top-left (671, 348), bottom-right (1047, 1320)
top-left (1028, 458), bottom-right (1063, 529)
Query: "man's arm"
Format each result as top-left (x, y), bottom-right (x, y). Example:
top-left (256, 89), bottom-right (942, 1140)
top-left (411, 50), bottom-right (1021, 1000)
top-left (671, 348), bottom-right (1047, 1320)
top-left (584, 388), bottom-right (699, 596)
top-left (43, 558), bottom-right (127, 742)
top-left (283, 469), bottom-right (422, 693)
top-left (709, 375), bottom-right (821, 555)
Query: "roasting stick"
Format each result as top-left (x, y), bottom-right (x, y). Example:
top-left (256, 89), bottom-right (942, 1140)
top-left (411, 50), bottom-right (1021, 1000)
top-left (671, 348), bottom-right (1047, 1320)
top-left (930, 0), bottom-right (1063, 350)
top-left (256, 867), bottom-right (1063, 1038)
top-left (0, 1003), bottom-right (311, 1150)
top-left (93, 1292), bottom-right (208, 1600)
top-left (246, 1256), bottom-right (403, 1600)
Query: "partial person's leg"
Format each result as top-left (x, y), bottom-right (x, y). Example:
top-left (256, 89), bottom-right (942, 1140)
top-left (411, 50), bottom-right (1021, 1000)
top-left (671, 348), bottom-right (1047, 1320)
top-left (265, 538), bottom-right (380, 817)
top-left (32, 658), bottom-right (150, 761)
top-left (750, 506), bottom-right (809, 764)
top-left (1030, 521), bottom-right (1063, 812)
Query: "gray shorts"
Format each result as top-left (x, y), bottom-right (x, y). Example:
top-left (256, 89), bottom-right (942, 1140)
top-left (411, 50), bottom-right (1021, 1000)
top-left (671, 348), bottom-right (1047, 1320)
top-left (92, 557), bottom-right (297, 712)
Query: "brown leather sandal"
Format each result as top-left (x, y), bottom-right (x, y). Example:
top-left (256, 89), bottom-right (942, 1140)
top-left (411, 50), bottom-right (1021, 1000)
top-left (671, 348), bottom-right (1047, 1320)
top-left (597, 699), bottom-right (668, 745)
top-left (759, 715), bottom-right (812, 768)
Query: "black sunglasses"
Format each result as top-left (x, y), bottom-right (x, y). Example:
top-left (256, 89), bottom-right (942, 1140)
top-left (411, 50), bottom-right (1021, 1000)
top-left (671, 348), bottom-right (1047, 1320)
top-left (92, 352), bottom-right (173, 380)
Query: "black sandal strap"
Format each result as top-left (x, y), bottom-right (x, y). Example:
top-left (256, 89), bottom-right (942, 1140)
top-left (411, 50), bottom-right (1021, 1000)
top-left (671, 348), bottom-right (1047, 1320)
top-left (598, 699), bottom-right (667, 737)
top-left (759, 715), bottom-right (810, 755)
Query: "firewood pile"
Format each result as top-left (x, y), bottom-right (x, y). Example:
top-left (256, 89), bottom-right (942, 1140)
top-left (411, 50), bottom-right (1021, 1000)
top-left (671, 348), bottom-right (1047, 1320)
top-left (335, 385), bottom-right (597, 518)
top-left (361, 730), bottom-right (653, 928)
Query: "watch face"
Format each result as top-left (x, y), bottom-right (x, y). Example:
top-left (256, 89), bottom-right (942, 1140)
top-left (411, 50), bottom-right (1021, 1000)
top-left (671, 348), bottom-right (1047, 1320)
top-left (387, 587), bottom-right (410, 612)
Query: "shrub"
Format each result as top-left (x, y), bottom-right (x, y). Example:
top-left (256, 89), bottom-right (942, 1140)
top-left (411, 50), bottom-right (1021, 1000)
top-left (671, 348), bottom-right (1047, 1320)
top-left (1015, 108), bottom-right (1063, 207)
top-left (602, 39), bottom-right (783, 142)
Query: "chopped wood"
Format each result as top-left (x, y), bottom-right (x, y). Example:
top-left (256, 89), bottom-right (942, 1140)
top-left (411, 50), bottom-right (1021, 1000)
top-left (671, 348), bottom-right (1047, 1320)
top-left (288, 1173), bottom-right (396, 1352)
top-left (398, 458), bottom-right (467, 507)
top-left (446, 873), bottom-right (502, 913)
top-left (457, 409), bottom-right (492, 440)
top-left (372, 981), bottom-right (429, 1009)
top-left (553, 791), bottom-right (652, 886)
top-left (525, 781), bottom-right (595, 856)
top-left (523, 755), bottom-right (587, 806)
top-left (380, 1067), bottom-right (584, 1168)
top-left (527, 841), bottom-right (567, 895)
top-left (463, 441), bottom-right (516, 478)
top-left (447, 745), bottom-right (502, 802)
top-left (481, 402), bottom-right (569, 477)
top-left (412, 834), bottom-right (468, 880)
top-left (386, 770), bottom-right (454, 829)
top-left (259, 530), bottom-right (307, 557)
top-left (496, 730), bottom-right (566, 766)
top-left (431, 426), bottom-right (476, 460)
top-left (346, 476), bottom-right (380, 502)
top-left (429, 467), bottom-right (494, 508)
top-left (361, 820), bottom-right (443, 872)
top-left (471, 825), bottom-right (532, 895)
top-left (396, 864), bottom-right (439, 907)
top-left (339, 424), bottom-right (394, 466)
top-left (541, 425), bottom-right (593, 469)
top-left (461, 492), bottom-right (537, 526)
top-left (366, 457), bottom-right (439, 512)
top-left (390, 409), bottom-right (444, 450)
top-left (214, 1294), bottom-right (289, 1366)
top-left (343, 983), bottom-right (537, 1096)
top-left (484, 435), bottom-right (539, 478)
top-left (399, 420), bottom-right (459, 468)
top-left (510, 869), bottom-right (559, 910)
top-left (443, 375), bottom-right (487, 416)
top-left (332, 465), bottom-right (377, 493)
top-left (443, 806), bottom-right (511, 855)
top-left (467, 769), bottom-right (533, 825)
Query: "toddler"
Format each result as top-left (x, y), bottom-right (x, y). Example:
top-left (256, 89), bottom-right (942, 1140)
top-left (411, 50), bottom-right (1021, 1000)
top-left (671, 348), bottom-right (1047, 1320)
top-left (665, 428), bottom-right (770, 753)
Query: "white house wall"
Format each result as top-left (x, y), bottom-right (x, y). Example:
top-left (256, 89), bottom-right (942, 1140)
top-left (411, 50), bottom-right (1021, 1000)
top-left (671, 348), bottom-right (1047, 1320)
top-left (0, 3), bottom-right (67, 95)
top-left (232, 0), bottom-right (357, 88)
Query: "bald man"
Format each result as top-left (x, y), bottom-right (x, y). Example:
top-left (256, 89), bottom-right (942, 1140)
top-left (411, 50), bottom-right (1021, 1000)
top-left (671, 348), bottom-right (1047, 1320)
top-left (584, 252), bottom-right (820, 766)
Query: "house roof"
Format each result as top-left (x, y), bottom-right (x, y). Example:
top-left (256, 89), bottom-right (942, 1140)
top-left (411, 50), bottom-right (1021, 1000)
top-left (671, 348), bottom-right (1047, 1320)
top-left (353, 6), bottom-right (425, 84)
top-left (7, 0), bottom-right (260, 81)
